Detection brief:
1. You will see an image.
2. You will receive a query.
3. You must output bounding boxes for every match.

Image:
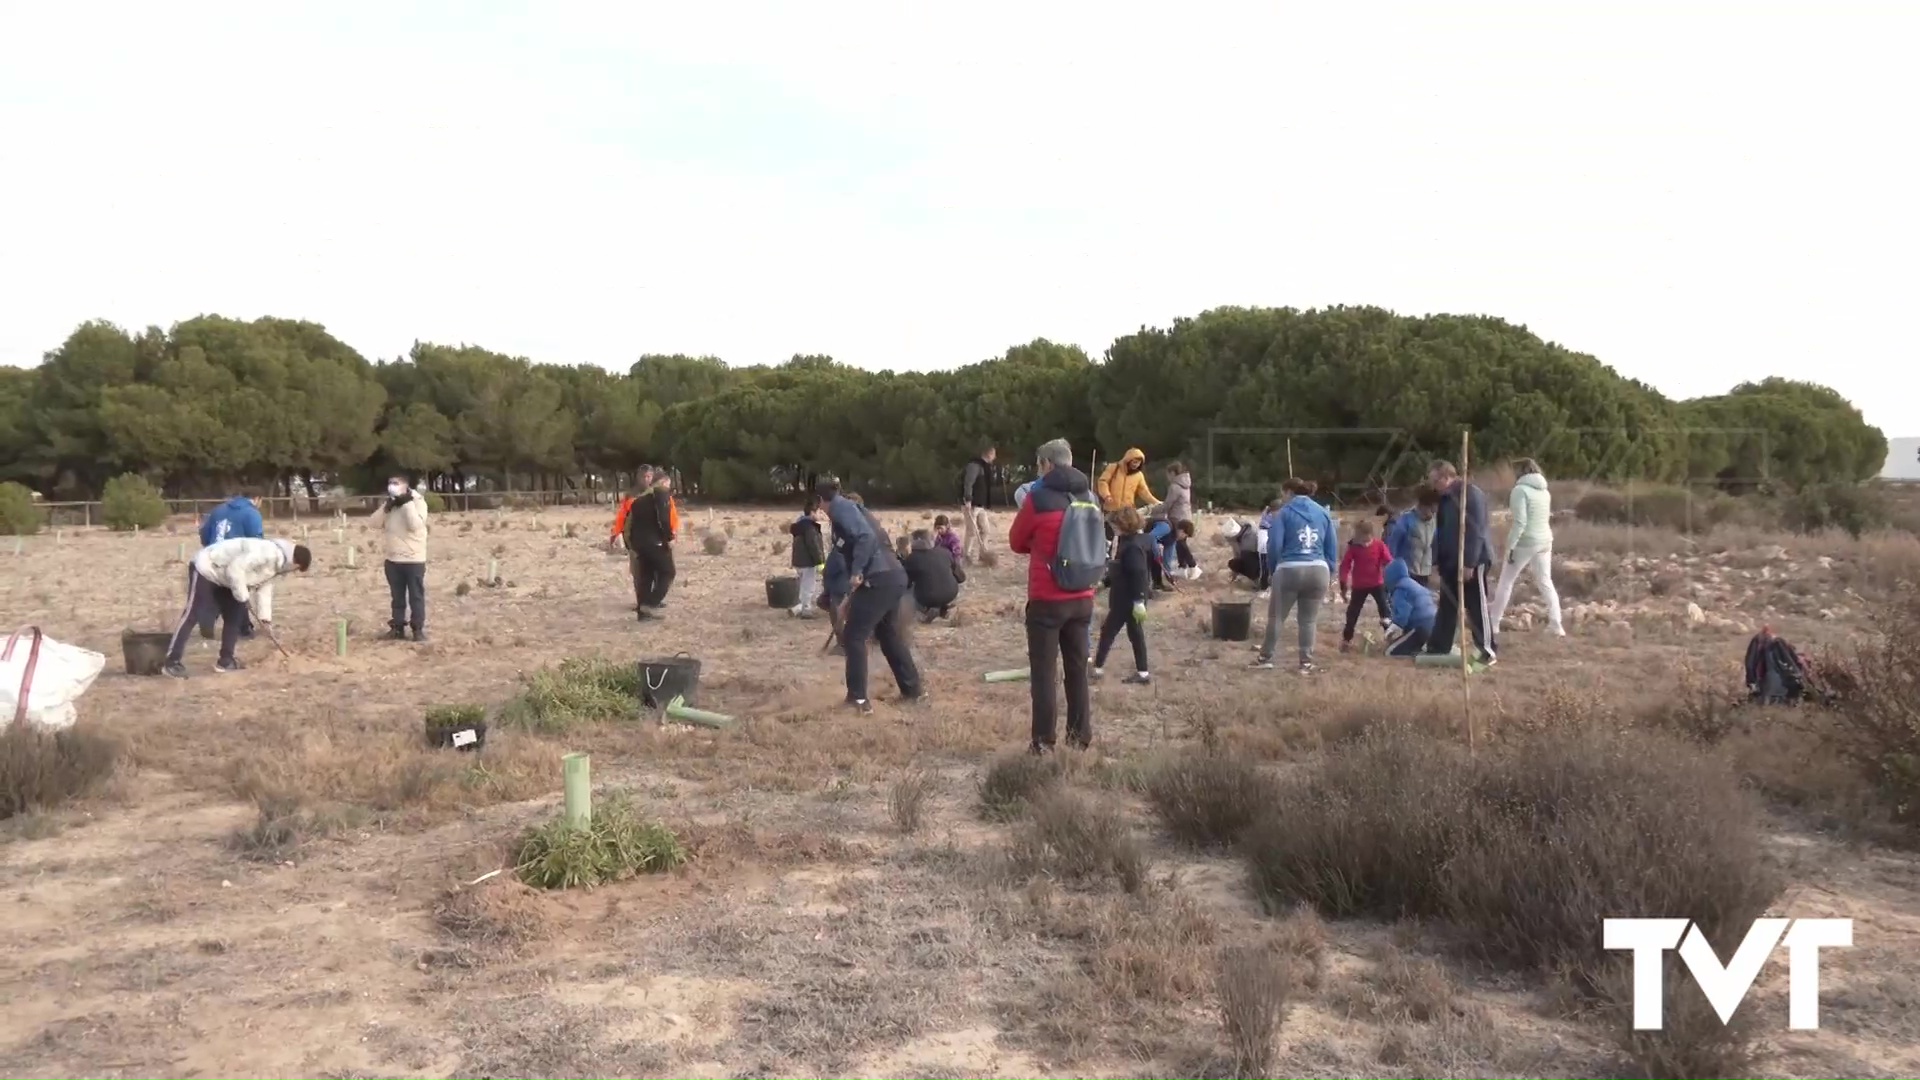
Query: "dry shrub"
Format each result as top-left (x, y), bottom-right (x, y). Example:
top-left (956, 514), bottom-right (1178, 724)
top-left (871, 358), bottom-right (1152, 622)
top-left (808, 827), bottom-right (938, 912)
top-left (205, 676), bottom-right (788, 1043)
top-left (1240, 725), bottom-right (1780, 996)
top-left (226, 729), bottom-right (557, 820)
top-left (975, 548), bottom-right (999, 569)
top-left (435, 878), bottom-right (552, 953)
top-left (1, 721), bottom-right (118, 819)
top-left (978, 749), bottom-right (1068, 820)
top-left (702, 531), bottom-right (728, 555)
top-left (889, 768), bottom-right (934, 833)
top-left (1265, 905), bottom-right (1329, 990)
top-left (227, 792), bottom-right (365, 861)
top-left (1853, 531), bottom-right (1920, 590)
top-left (1009, 786), bottom-right (1147, 893)
top-left (1821, 584), bottom-right (1920, 824)
top-left (1602, 956), bottom-right (1762, 1079)
top-left (1576, 489), bottom-right (1629, 524)
top-left (1216, 945), bottom-right (1293, 1078)
top-left (1143, 749), bottom-right (1276, 848)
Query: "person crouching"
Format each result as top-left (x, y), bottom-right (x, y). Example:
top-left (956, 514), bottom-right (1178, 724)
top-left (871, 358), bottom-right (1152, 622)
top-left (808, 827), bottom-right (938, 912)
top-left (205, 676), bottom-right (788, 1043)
top-left (1383, 558), bottom-right (1437, 657)
top-left (903, 528), bottom-right (966, 622)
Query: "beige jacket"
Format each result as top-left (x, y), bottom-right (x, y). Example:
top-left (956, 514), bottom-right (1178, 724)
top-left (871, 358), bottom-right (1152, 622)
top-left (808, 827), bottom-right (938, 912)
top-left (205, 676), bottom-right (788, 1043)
top-left (193, 537), bottom-right (296, 623)
top-left (379, 495), bottom-right (429, 563)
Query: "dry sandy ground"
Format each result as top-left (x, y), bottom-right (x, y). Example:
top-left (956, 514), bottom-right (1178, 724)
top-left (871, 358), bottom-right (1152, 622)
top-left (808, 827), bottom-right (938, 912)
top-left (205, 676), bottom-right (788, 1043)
top-left (2, 504), bottom-right (1918, 1078)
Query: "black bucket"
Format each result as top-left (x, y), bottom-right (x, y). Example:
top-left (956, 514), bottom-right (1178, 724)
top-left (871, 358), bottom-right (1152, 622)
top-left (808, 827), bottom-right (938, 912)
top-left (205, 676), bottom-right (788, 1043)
top-left (1211, 601), bottom-right (1253, 642)
top-left (425, 710), bottom-right (488, 752)
top-left (765, 575), bottom-right (800, 609)
top-left (122, 629), bottom-right (172, 676)
top-left (639, 653), bottom-right (702, 710)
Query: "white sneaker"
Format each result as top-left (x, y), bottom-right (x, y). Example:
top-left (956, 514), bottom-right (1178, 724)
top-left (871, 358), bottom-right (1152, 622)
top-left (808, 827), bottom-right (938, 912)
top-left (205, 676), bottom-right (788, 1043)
top-left (1256, 590), bottom-right (1270, 601)
top-left (1184, 567), bottom-right (1202, 581)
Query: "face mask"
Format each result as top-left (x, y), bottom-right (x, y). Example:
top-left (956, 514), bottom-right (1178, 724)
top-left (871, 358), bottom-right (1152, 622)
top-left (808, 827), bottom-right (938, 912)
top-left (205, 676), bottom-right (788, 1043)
top-left (388, 483), bottom-right (406, 497)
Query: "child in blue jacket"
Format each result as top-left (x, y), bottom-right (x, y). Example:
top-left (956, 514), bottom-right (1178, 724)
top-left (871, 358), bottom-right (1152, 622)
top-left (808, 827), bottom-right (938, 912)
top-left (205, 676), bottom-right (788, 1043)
top-left (1383, 558), bottom-right (1438, 658)
top-left (196, 494), bottom-right (264, 638)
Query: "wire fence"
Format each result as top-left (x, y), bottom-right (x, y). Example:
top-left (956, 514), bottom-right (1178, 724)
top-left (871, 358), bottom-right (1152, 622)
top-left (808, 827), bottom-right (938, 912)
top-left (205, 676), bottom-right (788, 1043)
top-left (26, 490), bottom-right (620, 529)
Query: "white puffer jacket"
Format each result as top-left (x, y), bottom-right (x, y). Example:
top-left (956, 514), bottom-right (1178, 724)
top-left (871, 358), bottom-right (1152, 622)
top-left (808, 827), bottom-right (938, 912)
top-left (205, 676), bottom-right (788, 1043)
top-left (192, 538), bottom-right (297, 622)
top-left (1507, 472), bottom-right (1553, 555)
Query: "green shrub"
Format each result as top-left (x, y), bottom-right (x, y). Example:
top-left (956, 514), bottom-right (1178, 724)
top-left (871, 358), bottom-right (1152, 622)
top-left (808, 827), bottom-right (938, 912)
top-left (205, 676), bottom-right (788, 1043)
top-left (498, 658), bottom-right (638, 732)
top-left (100, 473), bottom-right (169, 531)
top-left (0, 482), bottom-right (40, 536)
top-left (1574, 489), bottom-right (1628, 524)
top-left (514, 795), bottom-right (687, 889)
top-left (422, 490), bottom-right (446, 513)
top-left (1781, 482), bottom-right (1888, 539)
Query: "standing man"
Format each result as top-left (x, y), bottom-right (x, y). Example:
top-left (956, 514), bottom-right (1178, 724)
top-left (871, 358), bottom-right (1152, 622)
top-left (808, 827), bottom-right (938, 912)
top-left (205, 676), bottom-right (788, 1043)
top-left (1009, 438), bottom-right (1102, 754)
top-left (378, 474), bottom-right (430, 642)
top-left (626, 472), bottom-right (678, 620)
top-left (196, 490), bottom-right (263, 639)
top-left (1424, 460), bottom-right (1497, 665)
top-left (959, 443), bottom-right (997, 563)
top-left (818, 477), bottom-right (922, 713)
top-left (610, 464), bottom-right (658, 550)
top-left (162, 537), bottom-right (312, 678)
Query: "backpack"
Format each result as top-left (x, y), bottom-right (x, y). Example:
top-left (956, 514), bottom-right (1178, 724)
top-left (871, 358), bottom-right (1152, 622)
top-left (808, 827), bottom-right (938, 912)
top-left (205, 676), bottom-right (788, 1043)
top-left (1050, 493), bottom-right (1109, 592)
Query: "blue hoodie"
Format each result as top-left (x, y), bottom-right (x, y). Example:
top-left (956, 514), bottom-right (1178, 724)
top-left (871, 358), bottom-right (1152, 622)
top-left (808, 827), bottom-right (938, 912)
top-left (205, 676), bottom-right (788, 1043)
top-left (825, 496), bottom-right (904, 584)
top-left (199, 496), bottom-right (263, 548)
top-left (1265, 496), bottom-right (1339, 574)
top-left (1386, 558), bottom-right (1437, 633)
top-left (823, 549), bottom-right (852, 603)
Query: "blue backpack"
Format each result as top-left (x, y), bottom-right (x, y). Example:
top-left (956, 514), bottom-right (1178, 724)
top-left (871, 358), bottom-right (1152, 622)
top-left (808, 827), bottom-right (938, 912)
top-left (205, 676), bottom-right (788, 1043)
top-left (1050, 493), bottom-right (1109, 592)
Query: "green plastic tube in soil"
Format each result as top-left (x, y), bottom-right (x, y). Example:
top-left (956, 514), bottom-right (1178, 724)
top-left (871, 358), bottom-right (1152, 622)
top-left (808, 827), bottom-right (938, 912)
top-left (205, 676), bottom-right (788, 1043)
top-left (983, 668), bottom-right (1031, 683)
top-left (665, 694), bottom-right (733, 728)
top-left (1413, 651), bottom-right (1489, 674)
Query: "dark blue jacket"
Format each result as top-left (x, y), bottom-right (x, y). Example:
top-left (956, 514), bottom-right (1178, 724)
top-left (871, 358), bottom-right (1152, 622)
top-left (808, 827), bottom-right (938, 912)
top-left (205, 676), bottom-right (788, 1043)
top-left (199, 496), bottom-right (263, 548)
top-left (826, 496), bottom-right (903, 584)
top-left (823, 550), bottom-right (852, 603)
top-left (1432, 480), bottom-right (1492, 571)
top-left (1386, 559), bottom-right (1437, 632)
top-left (1109, 532), bottom-right (1155, 606)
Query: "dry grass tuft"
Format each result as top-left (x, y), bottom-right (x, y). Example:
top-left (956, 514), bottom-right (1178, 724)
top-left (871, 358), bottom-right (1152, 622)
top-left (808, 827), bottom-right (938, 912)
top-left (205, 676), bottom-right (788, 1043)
top-left (1143, 749), bottom-right (1275, 848)
top-left (1008, 786), bottom-right (1147, 893)
top-left (1216, 945), bottom-right (1293, 1078)
top-left (227, 793), bottom-right (366, 861)
top-left (977, 749), bottom-right (1068, 821)
top-left (889, 768), bottom-right (934, 833)
top-left (226, 729), bottom-right (558, 822)
top-left (1, 721), bottom-right (118, 819)
top-left (434, 878), bottom-right (552, 953)
top-left (702, 531), bottom-right (729, 555)
top-left (1821, 584), bottom-right (1920, 826)
top-left (1602, 957), bottom-right (1763, 1079)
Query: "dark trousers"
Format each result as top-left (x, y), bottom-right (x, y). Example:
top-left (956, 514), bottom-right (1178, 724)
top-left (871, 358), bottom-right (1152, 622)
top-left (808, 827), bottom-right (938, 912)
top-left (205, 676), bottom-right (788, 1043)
top-left (633, 543), bottom-right (676, 609)
top-left (1026, 596), bottom-right (1095, 750)
top-left (1387, 625), bottom-right (1431, 657)
top-left (1094, 602), bottom-right (1149, 674)
top-left (1228, 551), bottom-right (1269, 589)
top-left (1175, 537), bottom-right (1196, 569)
top-left (168, 568), bottom-right (245, 665)
top-left (843, 571), bottom-right (920, 702)
top-left (1426, 566), bottom-right (1495, 658)
top-left (189, 562), bottom-right (252, 639)
top-left (1342, 586), bottom-right (1388, 641)
top-left (384, 560), bottom-right (426, 634)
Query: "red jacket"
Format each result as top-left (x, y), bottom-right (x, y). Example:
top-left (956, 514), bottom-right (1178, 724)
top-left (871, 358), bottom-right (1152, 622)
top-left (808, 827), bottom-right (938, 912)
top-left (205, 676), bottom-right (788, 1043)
top-left (1340, 538), bottom-right (1392, 591)
top-left (1008, 465), bottom-right (1097, 604)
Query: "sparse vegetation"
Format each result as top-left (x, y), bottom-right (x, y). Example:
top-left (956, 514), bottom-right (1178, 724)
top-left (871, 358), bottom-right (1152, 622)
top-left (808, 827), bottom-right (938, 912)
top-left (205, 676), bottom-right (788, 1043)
top-left (702, 531), bottom-right (728, 555)
top-left (513, 795), bottom-right (688, 889)
top-left (1, 721), bottom-right (118, 819)
top-left (100, 473), bottom-right (169, 531)
top-left (888, 769), bottom-right (934, 833)
top-left (978, 749), bottom-right (1067, 820)
top-left (1823, 585), bottom-right (1920, 824)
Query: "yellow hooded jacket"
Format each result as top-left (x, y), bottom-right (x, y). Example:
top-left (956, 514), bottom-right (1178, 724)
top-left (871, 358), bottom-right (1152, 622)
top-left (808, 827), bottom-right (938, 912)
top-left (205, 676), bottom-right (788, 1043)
top-left (1096, 447), bottom-right (1158, 512)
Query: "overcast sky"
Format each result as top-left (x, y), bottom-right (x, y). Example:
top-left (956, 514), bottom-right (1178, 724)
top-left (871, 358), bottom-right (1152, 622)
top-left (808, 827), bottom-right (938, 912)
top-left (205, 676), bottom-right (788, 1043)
top-left (1, 1), bottom-right (1912, 437)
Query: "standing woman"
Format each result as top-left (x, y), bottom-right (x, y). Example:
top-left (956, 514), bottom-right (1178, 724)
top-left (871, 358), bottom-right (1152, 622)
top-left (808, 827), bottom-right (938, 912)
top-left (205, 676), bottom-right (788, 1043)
top-left (1157, 461), bottom-right (1199, 578)
top-left (1250, 479), bottom-right (1340, 674)
top-left (379, 475), bottom-right (430, 642)
top-left (1488, 458), bottom-right (1564, 636)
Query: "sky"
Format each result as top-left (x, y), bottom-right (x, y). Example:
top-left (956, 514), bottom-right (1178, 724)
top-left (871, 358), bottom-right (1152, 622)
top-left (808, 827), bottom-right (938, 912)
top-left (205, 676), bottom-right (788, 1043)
top-left (1, 1), bottom-right (1913, 438)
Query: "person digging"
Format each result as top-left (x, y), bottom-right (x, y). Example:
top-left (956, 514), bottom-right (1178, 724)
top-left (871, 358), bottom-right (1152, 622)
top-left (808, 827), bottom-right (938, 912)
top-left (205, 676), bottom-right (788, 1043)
top-left (162, 537), bottom-right (313, 678)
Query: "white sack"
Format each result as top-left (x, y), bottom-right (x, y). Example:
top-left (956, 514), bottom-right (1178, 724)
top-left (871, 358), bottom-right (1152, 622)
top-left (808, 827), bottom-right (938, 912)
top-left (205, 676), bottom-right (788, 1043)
top-left (0, 627), bottom-right (106, 732)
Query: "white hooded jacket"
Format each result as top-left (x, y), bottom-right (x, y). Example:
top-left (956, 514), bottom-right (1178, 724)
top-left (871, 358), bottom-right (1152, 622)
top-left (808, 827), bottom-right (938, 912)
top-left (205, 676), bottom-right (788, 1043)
top-left (192, 537), bottom-right (297, 622)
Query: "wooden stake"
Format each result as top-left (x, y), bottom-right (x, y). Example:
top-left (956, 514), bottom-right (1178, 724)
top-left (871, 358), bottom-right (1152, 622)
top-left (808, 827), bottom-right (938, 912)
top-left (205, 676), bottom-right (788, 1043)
top-left (488, 558), bottom-right (498, 585)
top-left (563, 753), bottom-right (591, 831)
top-left (1286, 438), bottom-right (1295, 478)
top-left (1458, 429), bottom-right (1474, 757)
top-left (335, 618), bottom-right (348, 657)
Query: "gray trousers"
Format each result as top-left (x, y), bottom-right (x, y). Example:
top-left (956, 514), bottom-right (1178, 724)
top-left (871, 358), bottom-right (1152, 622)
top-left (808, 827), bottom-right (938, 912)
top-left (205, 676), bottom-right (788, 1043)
top-left (1259, 563), bottom-right (1331, 665)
